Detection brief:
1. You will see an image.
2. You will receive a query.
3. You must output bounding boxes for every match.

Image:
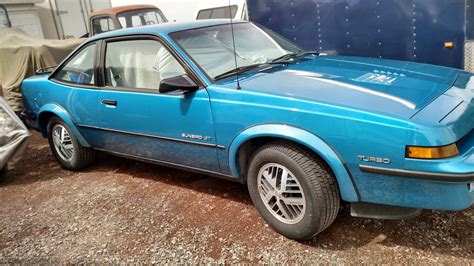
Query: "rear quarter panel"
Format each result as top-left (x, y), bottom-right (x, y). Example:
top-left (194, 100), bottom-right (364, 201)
top-left (22, 76), bottom-right (99, 143)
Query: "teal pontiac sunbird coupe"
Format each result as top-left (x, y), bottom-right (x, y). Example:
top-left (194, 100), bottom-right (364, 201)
top-left (21, 20), bottom-right (473, 240)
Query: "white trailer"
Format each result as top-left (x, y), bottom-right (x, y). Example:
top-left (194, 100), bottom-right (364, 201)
top-left (0, 4), bottom-right (11, 28)
top-left (36, 0), bottom-right (111, 39)
top-left (0, 0), bottom-right (44, 38)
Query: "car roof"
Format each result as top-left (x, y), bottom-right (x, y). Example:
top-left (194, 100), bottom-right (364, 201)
top-left (89, 5), bottom-right (158, 18)
top-left (88, 19), bottom-right (246, 41)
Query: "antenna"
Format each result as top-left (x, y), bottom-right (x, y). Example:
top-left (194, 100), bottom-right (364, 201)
top-left (228, 0), bottom-right (241, 89)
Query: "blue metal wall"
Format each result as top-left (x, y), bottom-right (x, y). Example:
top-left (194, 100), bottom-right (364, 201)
top-left (248, 0), bottom-right (468, 69)
top-left (467, 0), bottom-right (474, 39)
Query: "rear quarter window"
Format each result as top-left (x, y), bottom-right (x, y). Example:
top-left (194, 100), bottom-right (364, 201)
top-left (52, 44), bottom-right (96, 86)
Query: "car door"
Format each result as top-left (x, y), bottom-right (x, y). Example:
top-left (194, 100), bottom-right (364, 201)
top-left (96, 37), bottom-right (220, 172)
top-left (49, 42), bottom-right (101, 143)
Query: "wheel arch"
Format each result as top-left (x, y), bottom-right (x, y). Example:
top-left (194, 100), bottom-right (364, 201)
top-left (228, 124), bottom-right (359, 202)
top-left (37, 103), bottom-right (91, 148)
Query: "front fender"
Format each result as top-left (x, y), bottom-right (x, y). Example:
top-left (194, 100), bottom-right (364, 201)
top-left (228, 124), bottom-right (359, 202)
top-left (37, 103), bottom-right (91, 148)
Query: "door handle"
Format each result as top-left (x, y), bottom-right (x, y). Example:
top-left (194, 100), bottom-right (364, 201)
top-left (101, 99), bottom-right (117, 106)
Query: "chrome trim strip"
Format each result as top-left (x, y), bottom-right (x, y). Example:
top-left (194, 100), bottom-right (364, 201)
top-left (360, 165), bottom-right (474, 182)
top-left (94, 147), bottom-right (237, 181)
top-left (77, 124), bottom-right (226, 149)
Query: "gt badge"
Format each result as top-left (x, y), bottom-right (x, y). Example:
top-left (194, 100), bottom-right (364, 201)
top-left (182, 133), bottom-right (212, 141)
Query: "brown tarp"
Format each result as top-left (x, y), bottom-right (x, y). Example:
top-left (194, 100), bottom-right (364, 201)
top-left (0, 27), bottom-right (84, 112)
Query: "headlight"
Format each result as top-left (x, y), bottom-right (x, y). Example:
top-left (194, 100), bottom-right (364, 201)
top-left (406, 143), bottom-right (459, 159)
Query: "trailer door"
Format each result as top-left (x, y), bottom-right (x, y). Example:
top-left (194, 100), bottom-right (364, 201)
top-left (83, 0), bottom-right (112, 14)
top-left (8, 9), bottom-right (44, 38)
top-left (54, 0), bottom-right (88, 38)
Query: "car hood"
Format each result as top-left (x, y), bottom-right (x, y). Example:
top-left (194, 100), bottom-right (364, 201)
top-left (233, 56), bottom-right (461, 119)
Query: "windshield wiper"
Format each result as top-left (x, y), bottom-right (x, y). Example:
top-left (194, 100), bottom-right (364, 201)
top-left (214, 57), bottom-right (303, 81)
top-left (271, 51), bottom-right (320, 63)
top-left (271, 53), bottom-right (299, 63)
top-left (213, 51), bottom-right (320, 80)
top-left (214, 63), bottom-right (266, 81)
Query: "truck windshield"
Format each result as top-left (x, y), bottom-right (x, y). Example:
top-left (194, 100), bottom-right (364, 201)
top-left (170, 22), bottom-right (304, 80)
top-left (117, 8), bottom-right (168, 28)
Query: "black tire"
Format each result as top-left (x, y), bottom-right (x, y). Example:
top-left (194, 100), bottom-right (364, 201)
top-left (47, 117), bottom-right (95, 171)
top-left (247, 141), bottom-right (340, 240)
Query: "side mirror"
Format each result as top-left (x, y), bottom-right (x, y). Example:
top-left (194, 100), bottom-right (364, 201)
top-left (159, 75), bottom-right (199, 94)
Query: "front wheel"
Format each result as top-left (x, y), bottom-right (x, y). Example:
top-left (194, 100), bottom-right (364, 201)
top-left (247, 141), bottom-right (340, 240)
top-left (47, 117), bottom-right (95, 171)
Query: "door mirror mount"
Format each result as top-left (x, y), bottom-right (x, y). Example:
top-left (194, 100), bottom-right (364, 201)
top-left (159, 75), bottom-right (199, 94)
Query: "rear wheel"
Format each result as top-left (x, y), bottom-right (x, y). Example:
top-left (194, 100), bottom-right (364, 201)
top-left (47, 117), bottom-right (95, 170)
top-left (247, 141), bottom-right (340, 240)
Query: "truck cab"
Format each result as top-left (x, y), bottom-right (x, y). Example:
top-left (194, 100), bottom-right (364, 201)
top-left (195, 0), bottom-right (249, 21)
top-left (89, 5), bottom-right (168, 36)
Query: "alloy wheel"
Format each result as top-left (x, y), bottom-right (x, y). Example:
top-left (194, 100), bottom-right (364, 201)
top-left (52, 124), bottom-right (75, 162)
top-left (257, 163), bottom-right (306, 224)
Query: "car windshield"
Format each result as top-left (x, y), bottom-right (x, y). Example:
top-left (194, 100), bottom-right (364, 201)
top-left (117, 8), bottom-right (167, 28)
top-left (170, 22), bottom-right (304, 80)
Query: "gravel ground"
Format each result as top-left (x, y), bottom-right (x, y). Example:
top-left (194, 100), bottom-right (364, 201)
top-left (0, 132), bottom-right (473, 263)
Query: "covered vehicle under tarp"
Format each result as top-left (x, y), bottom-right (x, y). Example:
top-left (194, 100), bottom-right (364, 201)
top-left (0, 96), bottom-right (30, 172)
top-left (0, 27), bottom-right (84, 112)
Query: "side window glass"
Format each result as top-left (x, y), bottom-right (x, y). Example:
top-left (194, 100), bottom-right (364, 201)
top-left (211, 7), bottom-right (226, 18)
top-left (54, 44), bottom-right (96, 85)
top-left (131, 16), bottom-right (141, 27)
top-left (92, 17), bottom-right (115, 34)
top-left (105, 40), bottom-right (186, 91)
top-left (197, 10), bottom-right (212, 20)
top-left (197, 6), bottom-right (237, 20)
top-left (117, 16), bottom-right (127, 28)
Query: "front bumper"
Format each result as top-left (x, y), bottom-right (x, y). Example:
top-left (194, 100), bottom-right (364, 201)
top-left (360, 165), bottom-right (474, 182)
top-left (355, 131), bottom-right (474, 211)
top-left (355, 171), bottom-right (473, 211)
